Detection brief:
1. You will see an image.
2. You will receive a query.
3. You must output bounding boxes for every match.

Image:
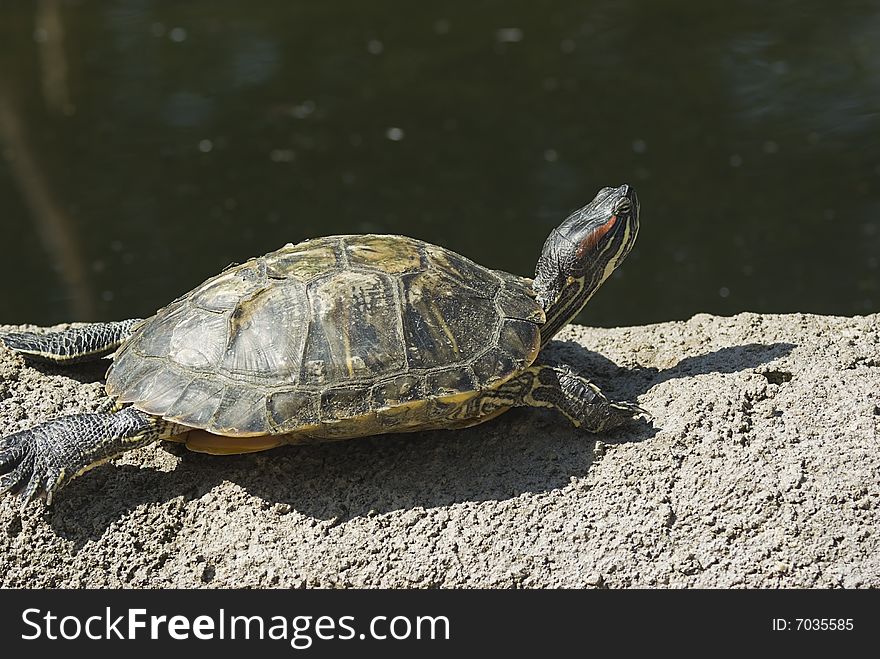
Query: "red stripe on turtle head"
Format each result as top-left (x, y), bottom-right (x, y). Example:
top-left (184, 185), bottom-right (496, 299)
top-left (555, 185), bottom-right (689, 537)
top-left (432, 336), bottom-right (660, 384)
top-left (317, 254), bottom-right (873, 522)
top-left (576, 214), bottom-right (617, 259)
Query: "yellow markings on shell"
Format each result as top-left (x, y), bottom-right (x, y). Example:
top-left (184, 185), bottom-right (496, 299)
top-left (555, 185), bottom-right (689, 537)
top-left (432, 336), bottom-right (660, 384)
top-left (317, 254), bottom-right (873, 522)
top-left (346, 236), bottom-right (422, 273)
top-left (407, 278), bottom-right (460, 358)
top-left (419, 284), bottom-right (460, 357)
top-left (341, 299), bottom-right (354, 377)
top-left (376, 397), bottom-right (428, 418)
top-left (432, 306), bottom-right (460, 357)
top-left (313, 269), bottom-right (399, 380)
top-left (283, 390), bottom-right (486, 442)
top-left (161, 384), bottom-right (514, 453)
top-left (435, 391), bottom-right (475, 405)
top-left (264, 241), bottom-right (338, 280)
top-left (347, 355), bottom-right (366, 373)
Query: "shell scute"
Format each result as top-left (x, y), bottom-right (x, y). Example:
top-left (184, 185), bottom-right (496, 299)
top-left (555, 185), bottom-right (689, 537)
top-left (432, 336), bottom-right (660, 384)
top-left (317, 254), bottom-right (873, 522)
top-left (267, 389), bottom-right (320, 431)
top-left (264, 241), bottom-right (339, 281)
top-left (400, 269), bottom-right (497, 369)
top-left (346, 235), bottom-right (423, 273)
top-left (208, 385), bottom-right (268, 436)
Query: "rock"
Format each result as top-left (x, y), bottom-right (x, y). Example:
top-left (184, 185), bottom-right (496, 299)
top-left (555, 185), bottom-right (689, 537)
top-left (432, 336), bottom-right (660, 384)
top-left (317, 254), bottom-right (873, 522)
top-left (1, 312), bottom-right (878, 588)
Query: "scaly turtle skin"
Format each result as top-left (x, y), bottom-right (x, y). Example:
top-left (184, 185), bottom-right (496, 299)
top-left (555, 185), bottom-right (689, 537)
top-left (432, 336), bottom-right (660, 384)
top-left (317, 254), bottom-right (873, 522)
top-left (0, 185), bottom-right (643, 506)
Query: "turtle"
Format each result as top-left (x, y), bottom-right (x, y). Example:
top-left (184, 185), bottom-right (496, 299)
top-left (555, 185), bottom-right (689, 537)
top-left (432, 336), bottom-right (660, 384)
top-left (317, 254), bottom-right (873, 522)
top-left (0, 184), bottom-right (643, 506)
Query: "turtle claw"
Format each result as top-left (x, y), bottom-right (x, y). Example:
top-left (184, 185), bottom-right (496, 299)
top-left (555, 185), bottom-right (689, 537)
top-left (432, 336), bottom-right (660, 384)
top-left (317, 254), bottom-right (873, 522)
top-left (593, 399), bottom-right (651, 432)
top-left (19, 475), bottom-right (43, 512)
top-left (611, 400), bottom-right (652, 421)
top-left (0, 449), bottom-right (34, 496)
top-left (0, 427), bottom-right (61, 508)
top-left (0, 407), bottom-right (160, 507)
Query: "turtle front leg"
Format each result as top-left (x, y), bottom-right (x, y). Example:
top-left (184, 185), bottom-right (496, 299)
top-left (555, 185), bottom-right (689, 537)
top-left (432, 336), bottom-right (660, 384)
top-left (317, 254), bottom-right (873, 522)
top-left (0, 318), bottom-right (143, 364)
top-left (0, 407), bottom-right (184, 507)
top-left (489, 364), bottom-right (647, 432)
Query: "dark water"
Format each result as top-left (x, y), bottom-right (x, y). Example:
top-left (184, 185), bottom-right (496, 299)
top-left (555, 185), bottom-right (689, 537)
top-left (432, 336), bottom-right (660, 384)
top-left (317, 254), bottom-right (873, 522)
top-left (1, 0), bottom-right (878, 328)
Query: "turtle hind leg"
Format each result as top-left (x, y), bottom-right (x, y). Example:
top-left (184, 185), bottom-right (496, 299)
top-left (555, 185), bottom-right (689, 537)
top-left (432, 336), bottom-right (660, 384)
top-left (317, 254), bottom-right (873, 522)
top-left (0, 406), bottom-right (182, 507)
top-left (487, 363), bottom-right (647, 433)
top-left (0, 318), bottom-right (143, 364)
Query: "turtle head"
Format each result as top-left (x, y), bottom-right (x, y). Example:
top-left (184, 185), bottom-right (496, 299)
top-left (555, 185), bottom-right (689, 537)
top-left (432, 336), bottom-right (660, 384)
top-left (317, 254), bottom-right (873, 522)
top-left (533, 184), bottom-right (639, 341)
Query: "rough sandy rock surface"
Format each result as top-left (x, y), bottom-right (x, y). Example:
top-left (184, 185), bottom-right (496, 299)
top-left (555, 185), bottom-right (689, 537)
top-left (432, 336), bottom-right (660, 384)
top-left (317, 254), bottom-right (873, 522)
top-left (0, 313), bottom-right (878, 588)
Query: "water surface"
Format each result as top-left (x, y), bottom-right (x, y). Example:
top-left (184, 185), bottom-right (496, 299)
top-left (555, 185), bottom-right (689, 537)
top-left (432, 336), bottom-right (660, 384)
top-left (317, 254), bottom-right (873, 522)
top-left (1, 1), bottom-right (877, 327)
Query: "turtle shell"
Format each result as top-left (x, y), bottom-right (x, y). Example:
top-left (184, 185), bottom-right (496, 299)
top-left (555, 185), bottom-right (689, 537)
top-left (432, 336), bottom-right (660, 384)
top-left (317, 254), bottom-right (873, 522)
top-left (105, 235), bottom-right (545, 437)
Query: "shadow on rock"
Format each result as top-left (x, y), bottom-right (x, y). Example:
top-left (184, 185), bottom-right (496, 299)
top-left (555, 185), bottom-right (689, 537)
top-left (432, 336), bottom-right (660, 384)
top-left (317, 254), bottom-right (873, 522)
top-left (41, 342), bottom-right (792, 539)
top-left (46, 409), bottom-right (623, 542)
top-left (14, 356), bottom-right (110, 386)
top-left (545, 340), bottom-right (797, 400)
